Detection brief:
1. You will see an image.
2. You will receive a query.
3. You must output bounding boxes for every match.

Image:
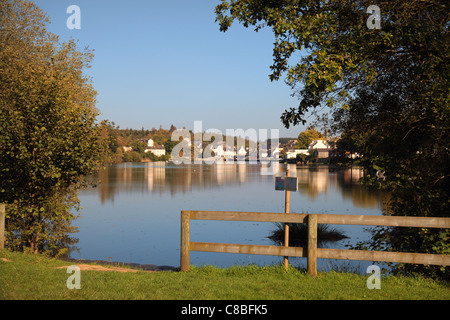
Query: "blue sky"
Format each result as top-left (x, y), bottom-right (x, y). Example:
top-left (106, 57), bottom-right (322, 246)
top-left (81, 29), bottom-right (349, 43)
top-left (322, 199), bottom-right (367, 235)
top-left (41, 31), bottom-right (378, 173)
top-left (34, 0), bottom-right (308, 138)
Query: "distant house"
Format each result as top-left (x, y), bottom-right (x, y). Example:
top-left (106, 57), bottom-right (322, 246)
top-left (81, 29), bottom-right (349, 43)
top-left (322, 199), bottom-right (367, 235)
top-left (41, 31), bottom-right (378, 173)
top-left (212, 144), bottom-right (224, 158)
top-left (259, 149), bottom-right (268, 158)
top-left (313, 148), bottom-right (329, 159)
top-left (281, 139), bottom-right (298, 152)
top-left (237, 146), bottom-right (246, 157)
top-left (270, 145), bottom-right (280, 159)
top-left (308, 140), bottom-right (330, 159)
top-left (145, 147), bottom-right (166, 157)
top-left (308, 139), bottom-right (329, 150)
top-left (224, 146), bottom-right (235, 159)
top-left (145, 138), bottom-right (166, 157)
top-left (286, 149), bottom-right (308, 159)
top-left (123, 146), bottom-right (132, 152)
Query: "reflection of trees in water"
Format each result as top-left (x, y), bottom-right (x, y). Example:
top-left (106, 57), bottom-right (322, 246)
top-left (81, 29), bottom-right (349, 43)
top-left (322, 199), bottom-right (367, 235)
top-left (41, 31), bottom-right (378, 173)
top-left (94, 163), bottom-right (272, 203)
top-left (295, 165), bottom-right (382, 209)
top-left (91, 163), bottom-right (383, 209)
top-left (335, 168), bottom-right (383, 209)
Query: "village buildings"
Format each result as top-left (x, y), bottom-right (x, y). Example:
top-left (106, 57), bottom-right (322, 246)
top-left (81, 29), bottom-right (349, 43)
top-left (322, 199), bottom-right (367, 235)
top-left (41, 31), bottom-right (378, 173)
top-left (280, 138), bottom-right (345, 161)
top-left (122, 135), bottom-right (353, 162)
top-left (144, 138), bottom-right (166, 157)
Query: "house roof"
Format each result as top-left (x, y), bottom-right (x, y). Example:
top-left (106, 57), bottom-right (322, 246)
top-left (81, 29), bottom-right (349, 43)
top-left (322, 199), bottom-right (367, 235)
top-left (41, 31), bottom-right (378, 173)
top-left (309, 140), bottom-right (329, 149)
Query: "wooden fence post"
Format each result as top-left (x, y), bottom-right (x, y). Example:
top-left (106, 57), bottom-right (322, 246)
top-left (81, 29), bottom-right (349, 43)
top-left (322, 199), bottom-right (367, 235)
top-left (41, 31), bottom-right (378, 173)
top-left (284, 169), bottom-right (290, 269)
top-left (0, 204), bottom-right (5, 250)
top-left (307, 214), bottom-right (317, 277)
top-left (181, 211), bottom-right (190, 272)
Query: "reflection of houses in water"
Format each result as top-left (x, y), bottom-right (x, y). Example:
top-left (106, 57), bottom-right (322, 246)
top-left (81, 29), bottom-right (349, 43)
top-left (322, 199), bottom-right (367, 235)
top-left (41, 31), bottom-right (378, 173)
top-left (293, 165), bottom-right (382, 209)
top-left (214, 163), bottom-right (247, 185)
top-left (94, 164), bottom-right (382, 210)
top-left (95, 163), bottom-right (259, 203)
top-left (145, 162), bottom-right (166, 191)
top-left (238, 163), bottom-right (246, 183)
top-left (296, 167), bottom-right (329, 199)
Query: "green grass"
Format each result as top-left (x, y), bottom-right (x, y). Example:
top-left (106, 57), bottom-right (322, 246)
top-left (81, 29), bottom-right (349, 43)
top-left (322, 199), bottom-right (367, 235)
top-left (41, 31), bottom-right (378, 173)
top-left (1, 249), bottom-right (449, 300)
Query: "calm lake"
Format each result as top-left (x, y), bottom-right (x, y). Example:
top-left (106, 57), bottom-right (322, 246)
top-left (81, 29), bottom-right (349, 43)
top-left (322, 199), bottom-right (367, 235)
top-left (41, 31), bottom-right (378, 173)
top-left (71, 162), bottom-right (385, 273)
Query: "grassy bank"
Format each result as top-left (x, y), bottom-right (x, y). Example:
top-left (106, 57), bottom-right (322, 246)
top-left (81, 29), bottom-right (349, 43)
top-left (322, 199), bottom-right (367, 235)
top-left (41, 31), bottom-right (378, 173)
top-left (1, 250), bottom-right (449, 300)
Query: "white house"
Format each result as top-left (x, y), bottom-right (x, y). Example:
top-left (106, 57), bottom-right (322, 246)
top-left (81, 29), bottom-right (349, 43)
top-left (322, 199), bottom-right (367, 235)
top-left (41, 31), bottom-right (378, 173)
top-left (145, 147), bottom-right (166, 157)
top-left (145, 138), bottom-right (166, 157)
top-left (308, 139), bottom-right (330, 159)
top-left (237, 146), bottom-right (246, 157)
top-left (259, 149), bottom-right (268, 158)
top-left (224, 146), bottom-right (235, 159)
top-left (286, 149), bottom-right (308, 159)
top-left (270, 145), bottom-right (280, 159)
top-left (283, 140), bottom-right (331, 160)
top-left (308, 139), bottom-right (329, 150)
top-left (212, 144), bottom-right (224, 158)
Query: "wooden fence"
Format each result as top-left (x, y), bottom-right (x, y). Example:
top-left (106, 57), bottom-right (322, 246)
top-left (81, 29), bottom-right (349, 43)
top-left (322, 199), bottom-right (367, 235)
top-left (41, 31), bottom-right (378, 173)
top-left (180, 210), bottom-right (450, 276)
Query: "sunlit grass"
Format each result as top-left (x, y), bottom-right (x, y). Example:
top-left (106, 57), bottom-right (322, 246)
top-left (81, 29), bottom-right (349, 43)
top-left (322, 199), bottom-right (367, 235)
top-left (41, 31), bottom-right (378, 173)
top-left (1, 249), bottom-right (448, 300)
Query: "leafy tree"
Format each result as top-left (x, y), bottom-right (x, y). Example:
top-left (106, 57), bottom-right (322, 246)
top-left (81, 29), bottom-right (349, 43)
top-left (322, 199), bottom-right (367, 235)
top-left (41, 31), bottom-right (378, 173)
top-left (295, 153), bottom-right (308, 164)
top-left (97, 120), bottom-right (120, 164)
top-left (0, 0), bottom-right (103, 254)
top-left (216, 0), bottom-right (449, 279)
top-left (297, 126), bottom-right (324, 149)
top-left (123, 151), bottom-right (142, 163)
top-left (131, 140), bottom-right (147, 154)
top-left (164, 140), bottom-right (179, 155)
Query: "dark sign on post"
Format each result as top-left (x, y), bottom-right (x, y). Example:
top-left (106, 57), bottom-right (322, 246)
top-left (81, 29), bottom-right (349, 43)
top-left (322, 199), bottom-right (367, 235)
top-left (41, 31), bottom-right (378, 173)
top-left (275, 177), bottom-right (285, 191)
top-left (275, 177), bottom-right (298, 192)
top-left (284, 177), bottom-right (298, 192)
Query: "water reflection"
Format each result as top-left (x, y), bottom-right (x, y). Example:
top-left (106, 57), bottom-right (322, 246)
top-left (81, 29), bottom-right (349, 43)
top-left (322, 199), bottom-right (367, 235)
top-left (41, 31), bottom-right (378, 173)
top-left (94, 162), bottom-right (382, 210)
top-left (96, 162), bottom-right (267, 203)
top-left (74, 162), bottom-right (384, 271)
top-left (296, 166), bottom-right (380, 209)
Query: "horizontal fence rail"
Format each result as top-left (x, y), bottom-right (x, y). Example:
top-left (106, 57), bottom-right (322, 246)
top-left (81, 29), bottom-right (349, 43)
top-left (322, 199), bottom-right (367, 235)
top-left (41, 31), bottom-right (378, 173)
top-left (180, 210), bottom-right (450, 276)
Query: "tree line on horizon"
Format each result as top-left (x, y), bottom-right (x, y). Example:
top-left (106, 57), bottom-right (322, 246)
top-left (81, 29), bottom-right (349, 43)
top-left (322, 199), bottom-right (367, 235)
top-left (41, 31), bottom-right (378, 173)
top-left (97, 121), bottom-right (328, 163)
